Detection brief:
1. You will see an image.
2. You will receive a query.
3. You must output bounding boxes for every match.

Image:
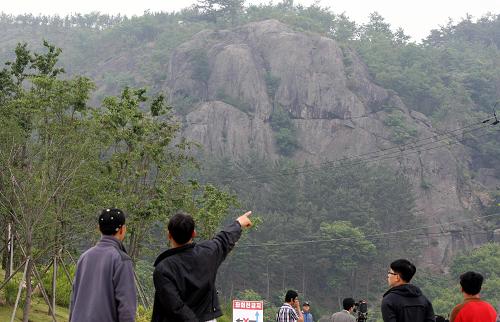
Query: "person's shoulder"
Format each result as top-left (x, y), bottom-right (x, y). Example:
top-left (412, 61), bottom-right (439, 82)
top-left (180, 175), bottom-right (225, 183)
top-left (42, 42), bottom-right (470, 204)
top-left (103, 242), bottom-right (132, 263)
top-left (450, 301), bottom-right (466, 322)
top-left (382, 291), bottom-right (397, 303)
top-left (476, 299), bottom-right (497, 312)
top-left (116, 247), bottom-right (132, 262)
top-left (78, 245), bottom-right (96, 258)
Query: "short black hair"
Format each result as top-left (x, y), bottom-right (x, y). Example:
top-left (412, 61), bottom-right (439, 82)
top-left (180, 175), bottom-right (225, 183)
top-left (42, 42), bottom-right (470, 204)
top-left (343, 298), bottom-right (355, 310)
top-left (390, 259), bottom-right (416, 282)
top-left (168, 213), bottom-right (195, 245)
top-left (285, 290), bottom-right (298, 303)
top-left (99, 208), bottom-right (126, 235)
top-left (460, 271), bottom-right (483, 295)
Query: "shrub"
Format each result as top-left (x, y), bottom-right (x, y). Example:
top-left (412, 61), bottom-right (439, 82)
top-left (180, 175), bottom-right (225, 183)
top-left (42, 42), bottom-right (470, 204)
top-left (275, 127), bottom-right (298, 156)
top-left (269, 106), bottom-right (299, 156)
top-left (191, 49), bottom-right (211, 83)
top-left (136, 305), bottom-right (153, 322)
top-left (383, 110), bottom-right (418, 144)
top-left (42, 264), bottom-right (75, 308)
top-left (3, 273), bottom-right (26, 307)
top-left (265, 72), bottom-right (281, 99)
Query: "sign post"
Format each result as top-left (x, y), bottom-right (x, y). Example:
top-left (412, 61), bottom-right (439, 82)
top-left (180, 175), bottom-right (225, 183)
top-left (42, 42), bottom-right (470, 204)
top-left (232, 300), bottom-right (264, 322)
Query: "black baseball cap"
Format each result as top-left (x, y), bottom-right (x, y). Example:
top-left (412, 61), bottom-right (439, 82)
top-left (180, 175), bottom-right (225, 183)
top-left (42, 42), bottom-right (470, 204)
top-left (98, 208), bottom-right (126, 235)
top-left (303, 302), bottom-right (310, 306)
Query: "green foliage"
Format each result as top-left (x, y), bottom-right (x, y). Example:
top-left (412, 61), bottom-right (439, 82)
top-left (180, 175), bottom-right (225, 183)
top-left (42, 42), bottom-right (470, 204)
top-left (269, 107), bottom-right (293, 131)
top-left (383, 110), bottom-right (418, 144)
top-left (135, 260), bottom-right (155, 305)
top-left (42, 264), bottom-right (75, 308)
top-left (202, 157), bottom-right (419, 309)
top-left (245, 2), bottom-right (356, 41)
top-left (3, 273), bottom-right (26, 307)
top-left (417, 243), bottom-right (500, 316)
top-left (194, 184), bottom-right (239, 239)
top-left (269, 107), bottom-right (298, 156)
top-left (318, 221), bottom-right (376, 295)
top-left (196, 0), bottom-right (245, 26)
top-left (450, 243), bottom-right (500, 279)
top-left (265, 72), bottom-right (281, 99)
top-left (0, 42), bottom-right (241, 320)
top-left (96, 86), bottom-right (201, 260)
top-left (274, 128), bottom-right (298, 156)
top-left (191, 49), bottom-right (211, 84)
top-left (136, 305), bottom-right (153, 322)
top-left (0, 42), bottom-right (104, 320)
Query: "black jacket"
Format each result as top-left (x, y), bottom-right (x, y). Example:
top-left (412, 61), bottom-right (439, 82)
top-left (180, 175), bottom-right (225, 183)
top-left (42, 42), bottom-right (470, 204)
top-left (381, 284), bottom-right (435, 322)
top-left (151, 221), bottom-right (242, 322)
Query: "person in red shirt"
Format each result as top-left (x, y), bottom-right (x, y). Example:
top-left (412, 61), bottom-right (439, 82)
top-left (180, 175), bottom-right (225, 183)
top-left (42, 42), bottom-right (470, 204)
top-left (450, 271), bottom-right (497, 322)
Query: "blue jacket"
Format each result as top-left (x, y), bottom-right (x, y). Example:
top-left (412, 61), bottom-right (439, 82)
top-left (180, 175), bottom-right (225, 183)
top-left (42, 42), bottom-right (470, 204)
top-left (70, 236), bottom-right (137, 322)
top-left (303, 311), bottom-right (314, 322)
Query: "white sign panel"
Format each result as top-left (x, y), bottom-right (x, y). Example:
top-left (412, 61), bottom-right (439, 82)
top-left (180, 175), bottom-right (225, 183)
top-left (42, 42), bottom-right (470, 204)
top-left (232, 300), bottom-right (264, 322)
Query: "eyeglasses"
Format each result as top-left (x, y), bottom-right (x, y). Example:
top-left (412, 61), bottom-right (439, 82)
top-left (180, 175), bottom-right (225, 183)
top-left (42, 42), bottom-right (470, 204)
top-left (387, 271), bottom-right (398, 276)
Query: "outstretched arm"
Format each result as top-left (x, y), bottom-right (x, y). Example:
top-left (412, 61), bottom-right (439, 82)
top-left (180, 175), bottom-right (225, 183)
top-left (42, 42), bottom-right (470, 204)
top-left (211, 211), bottom-right (252, 265)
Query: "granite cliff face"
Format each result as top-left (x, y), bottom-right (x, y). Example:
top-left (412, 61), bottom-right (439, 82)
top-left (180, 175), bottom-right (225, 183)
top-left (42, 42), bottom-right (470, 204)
top-left (166, 20), bottom-right (491, 268)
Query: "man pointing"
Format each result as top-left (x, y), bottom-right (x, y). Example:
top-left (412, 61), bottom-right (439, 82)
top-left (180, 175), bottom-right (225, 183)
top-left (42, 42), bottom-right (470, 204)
top-left (152, 211), bottom-right (253, 322)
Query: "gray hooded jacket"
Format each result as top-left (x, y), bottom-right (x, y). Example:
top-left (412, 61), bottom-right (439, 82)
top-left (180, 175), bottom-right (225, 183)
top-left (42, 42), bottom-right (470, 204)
top-left (70, 235), bottom-right (137, 322)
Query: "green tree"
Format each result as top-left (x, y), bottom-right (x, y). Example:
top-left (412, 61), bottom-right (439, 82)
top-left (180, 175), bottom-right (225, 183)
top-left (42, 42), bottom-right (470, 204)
top-left (0, 42), bottom-right (97, 322)
top-left (95, 87), bottom-right (198, 261)
top-left (317, 221), bottom-right (376, 304)
top-left (196, 0), bottom-right (245, 25)
top-left (450, 243), bottom-right (500, 302)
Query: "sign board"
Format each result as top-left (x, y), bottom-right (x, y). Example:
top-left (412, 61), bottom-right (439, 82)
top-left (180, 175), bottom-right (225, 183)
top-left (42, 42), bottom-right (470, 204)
top-left (232, 300), bottom-right (264, 322)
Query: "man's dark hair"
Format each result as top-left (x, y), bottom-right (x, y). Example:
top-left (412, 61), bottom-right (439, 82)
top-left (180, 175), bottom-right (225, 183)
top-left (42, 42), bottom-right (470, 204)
top-left (168, 213), bottom-right (195, 245)
top-left (390, 259), bottom-right (416, 282)
top-left (98, 208), bottom-right (126, 235)
top-left (460, 271), bottom-right (483, 295)
top-left (343, 298), bottom-right (355, 310)
top-left (285, 290), bottom-right (298, 303)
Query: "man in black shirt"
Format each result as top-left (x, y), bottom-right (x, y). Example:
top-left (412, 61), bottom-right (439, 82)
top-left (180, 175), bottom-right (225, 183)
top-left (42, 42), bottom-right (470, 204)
top-left (381, 259), bottom-right (435, 322)
top-left (152, 211), bottom-right (252, 322)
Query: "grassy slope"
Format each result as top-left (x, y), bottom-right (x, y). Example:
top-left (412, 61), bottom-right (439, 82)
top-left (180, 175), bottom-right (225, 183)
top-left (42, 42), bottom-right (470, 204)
top-left (0, 267), bottom-right (70, 322)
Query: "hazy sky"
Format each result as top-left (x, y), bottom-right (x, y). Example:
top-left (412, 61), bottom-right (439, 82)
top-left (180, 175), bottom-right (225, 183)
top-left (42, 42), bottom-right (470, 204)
top-left (2, 0), bottom-right (499, 41)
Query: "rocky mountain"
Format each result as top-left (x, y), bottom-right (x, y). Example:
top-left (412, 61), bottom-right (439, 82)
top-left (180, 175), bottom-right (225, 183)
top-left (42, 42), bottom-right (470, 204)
top-left (166, 20), bottom-right (494, 268)
top-left (0, 17), bottom-right (496, 268)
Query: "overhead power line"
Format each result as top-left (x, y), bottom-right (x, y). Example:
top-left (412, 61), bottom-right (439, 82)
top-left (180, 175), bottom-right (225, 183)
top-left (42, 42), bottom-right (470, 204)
top-left (216, 120), bottom-right (498, 184)
top-left (236, 212), bottom-right (500, 248)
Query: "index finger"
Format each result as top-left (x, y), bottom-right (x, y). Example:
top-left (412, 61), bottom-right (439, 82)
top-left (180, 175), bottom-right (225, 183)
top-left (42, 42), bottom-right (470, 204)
top-left (243, 211), bottom-right (252, 217)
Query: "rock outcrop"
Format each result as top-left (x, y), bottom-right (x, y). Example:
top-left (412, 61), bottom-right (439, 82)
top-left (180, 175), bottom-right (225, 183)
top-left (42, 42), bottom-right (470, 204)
top-left (166, 20), bottom-right (492, 268)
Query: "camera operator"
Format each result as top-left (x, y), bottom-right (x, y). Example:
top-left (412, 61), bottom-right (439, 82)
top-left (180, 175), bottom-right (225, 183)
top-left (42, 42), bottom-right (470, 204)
top-left (331, 298), bottom-right (356, 322)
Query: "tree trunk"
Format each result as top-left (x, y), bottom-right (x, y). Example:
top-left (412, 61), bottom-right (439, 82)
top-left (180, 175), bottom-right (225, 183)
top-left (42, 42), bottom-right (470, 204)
top-left (10, 258), bottom-right (29, 322)
top-left (50, 253), bottom-right (57, 317)
top-left (22, 237), bottom-right (33, 322)
top-left (9, 224), bottom-right (14, 279)
top-left (3, 222), bottom-right (10, 279)
top-left (266, 260), bottom-right (270, 300)
top-left (128, 230), bottom-right (137, 263)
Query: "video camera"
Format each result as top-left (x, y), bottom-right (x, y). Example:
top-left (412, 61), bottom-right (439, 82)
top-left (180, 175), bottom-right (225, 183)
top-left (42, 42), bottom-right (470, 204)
top-left (353, 300), bottom-right (368, 322)
top-left (435, 315), bottom-right (449, 322)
